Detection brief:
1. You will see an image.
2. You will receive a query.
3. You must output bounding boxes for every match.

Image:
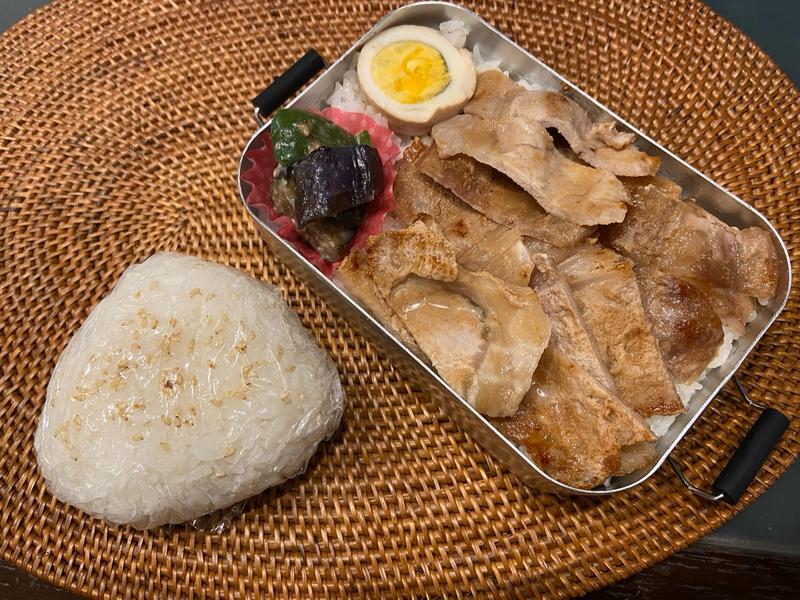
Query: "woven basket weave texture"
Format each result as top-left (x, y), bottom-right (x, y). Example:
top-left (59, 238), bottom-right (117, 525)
top-left (0, 0), bottom-right (798, 597)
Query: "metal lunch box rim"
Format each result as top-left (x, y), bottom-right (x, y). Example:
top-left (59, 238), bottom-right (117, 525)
top-left (236, 1), bottom-right (793, 495)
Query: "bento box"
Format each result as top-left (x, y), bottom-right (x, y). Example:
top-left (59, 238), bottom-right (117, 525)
top-left (237, 1), bottom-right (791, 498)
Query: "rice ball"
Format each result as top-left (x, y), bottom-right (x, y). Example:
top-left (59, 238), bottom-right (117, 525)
top-left (34, 252), bottom-right (344, 529)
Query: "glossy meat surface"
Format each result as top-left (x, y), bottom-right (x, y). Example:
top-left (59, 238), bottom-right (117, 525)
top-left (432, 113), bottom-right (628, 226)
top-left (559, 246), bottom-right (684, 417)
top-left (529, 253), bottom-right (614, 391)
top-left (393, 146), bottom-right (533, 286)
top-left (493, 347), bottom-right (655, 489)
top-left (337, 220), bottom-right (551, 417)
top-left (467, 71), bottom-right (660, 177)
top-left (635, 268), bottom-right (724, 383)
top-left (604, 182), bottom-right (778, 300)
top-left (416, 143), bottom-right (594, 247)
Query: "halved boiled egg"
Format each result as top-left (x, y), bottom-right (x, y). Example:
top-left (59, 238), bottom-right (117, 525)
top-left (357, 25), bottom-right (477, 135)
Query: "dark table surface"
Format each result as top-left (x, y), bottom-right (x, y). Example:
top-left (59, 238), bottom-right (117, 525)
top-left (1, 0), bottom-right (797, 597)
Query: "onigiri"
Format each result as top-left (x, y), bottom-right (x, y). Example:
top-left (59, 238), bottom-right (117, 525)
top-left (34, 252), bottom-right (344, 529)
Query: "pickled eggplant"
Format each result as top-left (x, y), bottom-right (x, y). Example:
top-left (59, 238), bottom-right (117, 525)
top-left (299, 209), bottom-right (364, 262)
top-left (271, 172), bottom-right (365, 262)
top-left (293, 145), bottom-right (384, 228)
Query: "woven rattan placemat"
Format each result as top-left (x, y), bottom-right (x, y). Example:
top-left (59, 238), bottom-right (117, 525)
top-left (1, 0), bottom-right (798, 597)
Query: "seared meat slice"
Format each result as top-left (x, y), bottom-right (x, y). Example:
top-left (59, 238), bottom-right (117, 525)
top-left (605, 181), bottom-right (776, 334)
top-left (493, 347), bottom-right (656, 489)
top-left (619, 441), bottom-right (659, 477)
top-left (463, 67), bottom-right (525, 118)
top-left (336, 217), bottom-right (457, 350)
top-left (337, 220), bottom-right (551, 417)
top-left (603, 182), bottom-right (778, 301)
top-left (393, 146), bottom-right (533, 286)
top-left (431, 113), bottom-right (628, 226)
top-left (446, 270), bottom-right (550, 417)
top-left (635, 268), bottom-right (724, 383)
top-left (335, 249), bottom-right (419, 350)
top-left (467, 70), bottom-right (660, 177)
top-left (497, 252), bottom-right (657, 487)
top-left (416, 144), bottom-right (594, 248)
top-left (523, 237), bottom-right (592, 265)
top-left (559, 246), bottom-right (684, 417)
top-left (390, 275), bottom-right (486, 395)
top-left (529, 253), bottom-right (615, 391)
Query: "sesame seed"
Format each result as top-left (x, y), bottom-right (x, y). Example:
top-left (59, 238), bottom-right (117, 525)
top-left (160, 442), bottom-right (171, 452)
top-left (132, 433), bottom-right (144, 442)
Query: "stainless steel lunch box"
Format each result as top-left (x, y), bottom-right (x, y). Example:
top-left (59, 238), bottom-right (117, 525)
top-left (237, 2), bottom-right (791, 499)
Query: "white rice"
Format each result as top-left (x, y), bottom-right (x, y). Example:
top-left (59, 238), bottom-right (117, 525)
top-left (35, 253), bottom-right (344, 529)
top-left (439, 19), bottom-right (468, 49)
top-left (325, 59), bottom-right (390, 127)
top-left (471, 43), bottom-right (502, 73)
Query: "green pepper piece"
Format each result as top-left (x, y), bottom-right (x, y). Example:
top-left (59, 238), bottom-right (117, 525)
top-left (354, 130), bottom-right (372, 146)
top-left (270, 108), bottom-right (356, 166)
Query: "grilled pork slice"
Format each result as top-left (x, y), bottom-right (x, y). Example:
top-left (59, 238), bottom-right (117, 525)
top-left (336, 216), bottom-right (457, 350)
top-left (604, 182), bottom-right (778, 303)
top-left (431, 113), bottom-right (628, 226)
top-left (493, 347), bottom-right (656, 489)
top-left (466, 70), bottom-right (660, 177)
top-left (635, 267), bottom-right (724, 383)
top-left (336, 220), bottom-right (551, 417)
top-left (390, 275), bottom-right (486, 395)
top-left (523, 237), bottom-right (593, 265)
top-left (393, 145), bottom-right (533, 287)
top-left (415, 143), bottom-right (594, 248)
top-left (336, 249), bottom-right (420, 350)
top-left (559, 246), bottom-right (684, 417)
top-left (529, 253), bottom-right (615, 391)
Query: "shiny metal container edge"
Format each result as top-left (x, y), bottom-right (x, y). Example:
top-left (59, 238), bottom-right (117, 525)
top-left (237, 1), bottom-right (792, 495)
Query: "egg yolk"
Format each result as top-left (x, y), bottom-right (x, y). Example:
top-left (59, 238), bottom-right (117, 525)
top-left (371, 41), bottom-right (450, 104)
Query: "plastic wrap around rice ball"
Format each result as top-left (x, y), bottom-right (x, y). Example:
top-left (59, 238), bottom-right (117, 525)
top-left (34, 253), bottom-right (344, 529)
